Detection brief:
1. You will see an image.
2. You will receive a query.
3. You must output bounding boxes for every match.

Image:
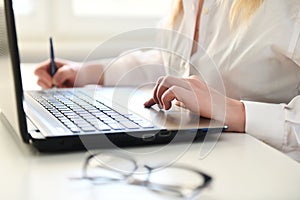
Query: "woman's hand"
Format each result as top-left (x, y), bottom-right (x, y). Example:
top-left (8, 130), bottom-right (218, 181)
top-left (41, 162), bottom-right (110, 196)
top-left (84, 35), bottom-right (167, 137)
top-left (34, 58), bottom-right (80, 89)
top-left (144, 75), bottom-right (246, 132)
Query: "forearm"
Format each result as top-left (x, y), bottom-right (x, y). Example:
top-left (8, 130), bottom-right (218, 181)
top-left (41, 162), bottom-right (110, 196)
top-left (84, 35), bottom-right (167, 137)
top-left (74, 59), bottom-right (111, 86)
top-left (103, 50), bottom-right (165, 86)
top-left (76, 49), bottom-right (165, 87)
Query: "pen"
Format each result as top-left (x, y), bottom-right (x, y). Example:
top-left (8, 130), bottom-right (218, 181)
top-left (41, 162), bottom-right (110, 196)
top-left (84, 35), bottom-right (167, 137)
top-left (49, 37), bottom-right (57, 77)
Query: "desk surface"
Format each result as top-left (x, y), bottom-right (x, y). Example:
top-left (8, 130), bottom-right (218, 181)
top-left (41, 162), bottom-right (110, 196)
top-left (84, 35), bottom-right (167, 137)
top-left (1, 120), bottom-right (300, 200)
top-left (0, 64), bottom-right (299, 200)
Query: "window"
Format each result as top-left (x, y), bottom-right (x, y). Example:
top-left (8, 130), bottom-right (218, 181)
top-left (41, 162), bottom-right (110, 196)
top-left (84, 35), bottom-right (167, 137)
top-left (13, 0), bottom-right (33, 15)
top-left (13, 0), bottom-right (172, 62)
top-left (72, 0), bottom-right (170, 18)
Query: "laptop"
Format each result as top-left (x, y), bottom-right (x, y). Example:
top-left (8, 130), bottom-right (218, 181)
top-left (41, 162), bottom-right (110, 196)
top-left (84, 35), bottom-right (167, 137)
top-left (0, 0), bottom-right (226, 152)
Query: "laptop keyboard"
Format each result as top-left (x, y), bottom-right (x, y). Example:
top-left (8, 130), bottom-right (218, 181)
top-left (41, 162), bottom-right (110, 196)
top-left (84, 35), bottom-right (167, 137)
top-left (29, 90), bottom-right (155, 134)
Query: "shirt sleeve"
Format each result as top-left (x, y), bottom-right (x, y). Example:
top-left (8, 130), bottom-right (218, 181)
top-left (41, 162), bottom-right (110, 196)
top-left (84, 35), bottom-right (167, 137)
top-left (242, 96), bottom-right (300, 162)
top-left (243, 12), bottom-right (300, 162)
top-left (103, 49), bottom-right (165, 86)
top-left (290, 10), bottom-right (300, 66)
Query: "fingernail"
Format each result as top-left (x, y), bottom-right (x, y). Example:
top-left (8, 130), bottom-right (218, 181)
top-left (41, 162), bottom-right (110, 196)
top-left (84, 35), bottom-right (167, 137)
top-left (144, 102), bottom-right (150, 108)
top-left (158, 104), bottom-right (163, 109)
top-left (52, 79), bottom-right (57, 86)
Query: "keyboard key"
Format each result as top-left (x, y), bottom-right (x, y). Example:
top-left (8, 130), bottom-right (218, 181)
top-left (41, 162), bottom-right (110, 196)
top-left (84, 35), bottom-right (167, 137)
top-left (137, 120), bottom-right (155, 128)
top-left (120, 121), bottom-right (140, 129)
top-left (108, 123), bottom-right (125, 130)
top-left (94, 123), bottom-right (111, 131)
top-left (80, 126), bottom-right (96, 132)
top-left (69, 127), bottom-right (81, 133)
top-left (75, 121), bottom-right (91, 127)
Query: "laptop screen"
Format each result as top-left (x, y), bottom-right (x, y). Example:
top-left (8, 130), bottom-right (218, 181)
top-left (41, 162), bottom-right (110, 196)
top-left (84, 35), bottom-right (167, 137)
top-left (0, 0), bottom-right (29, 142)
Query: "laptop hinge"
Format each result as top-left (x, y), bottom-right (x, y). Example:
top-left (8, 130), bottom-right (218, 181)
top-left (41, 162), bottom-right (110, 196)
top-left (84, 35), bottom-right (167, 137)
top-left (26, 117), bottom-right (45, 139)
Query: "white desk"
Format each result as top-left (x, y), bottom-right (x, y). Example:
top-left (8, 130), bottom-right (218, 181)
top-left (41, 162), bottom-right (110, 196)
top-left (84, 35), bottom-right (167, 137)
top-left (1, 121), bottom-right (300, 200)
top-left (0, 64), bottom-right (299, 200)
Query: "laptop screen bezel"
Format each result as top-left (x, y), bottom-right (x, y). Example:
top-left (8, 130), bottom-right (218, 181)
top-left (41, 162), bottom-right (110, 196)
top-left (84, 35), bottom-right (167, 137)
top-left (3, 0), bottom-right (29, 143)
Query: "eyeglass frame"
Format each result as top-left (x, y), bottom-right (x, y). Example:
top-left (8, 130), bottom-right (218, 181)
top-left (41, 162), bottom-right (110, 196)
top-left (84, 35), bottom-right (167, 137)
top-left (75, 152), bottom-right (212, 199)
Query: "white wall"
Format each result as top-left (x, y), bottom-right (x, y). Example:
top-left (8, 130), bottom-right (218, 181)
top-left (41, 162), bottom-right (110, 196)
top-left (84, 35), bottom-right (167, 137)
top-left (14, 0), bottom-right (172, 63)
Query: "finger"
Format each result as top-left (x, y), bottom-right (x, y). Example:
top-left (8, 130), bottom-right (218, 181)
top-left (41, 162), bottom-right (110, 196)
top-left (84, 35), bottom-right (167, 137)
top-left (35, 70), bottom-right (53, 88)
top-left (155, 76), bottom-right (177, 107)
top-left (152, 76), bottom-right (164, 107)
top-left (34, 59), bottom-right (69, 75)
top-left (161, 86), bottom-right (192, 110)
top-left (53, 66), bottom-right (75, 87)
top-left (54, 58), bottom-right (73, 69)
top-left (34, 59), bottom-right (51, 72)
top-left (34, 60), bottom-right (55, 87)
top-left (144, 98), bottom-right (156, 108)
top-left (155, 77), bottom-right (169, 108)
top-left (37, 79), bottom-right (52, 89)
top-left (145, 76), bottom-right (194, 109)
top-left (160, 76), bottom-right (192, 90)
top-left (156, 76), bottom-right (191, 107)
top-left (174, 100), bottom-right (185, 108)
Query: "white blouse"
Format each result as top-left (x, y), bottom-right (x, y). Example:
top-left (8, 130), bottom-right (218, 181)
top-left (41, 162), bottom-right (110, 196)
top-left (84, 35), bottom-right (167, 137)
top-left (103, 0), bottom-right (300, 161)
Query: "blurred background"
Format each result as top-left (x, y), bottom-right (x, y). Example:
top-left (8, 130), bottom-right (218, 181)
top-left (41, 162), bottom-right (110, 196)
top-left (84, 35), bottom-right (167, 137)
top-left (13, 0), bottom-right (172, 63)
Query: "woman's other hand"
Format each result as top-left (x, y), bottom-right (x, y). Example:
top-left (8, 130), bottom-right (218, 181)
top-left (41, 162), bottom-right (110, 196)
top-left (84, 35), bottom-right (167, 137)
top-left (34, 58), bottom-right (80, 89)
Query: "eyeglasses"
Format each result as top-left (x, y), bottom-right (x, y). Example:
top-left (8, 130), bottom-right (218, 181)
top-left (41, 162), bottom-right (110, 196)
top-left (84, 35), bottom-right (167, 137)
top-left (71, 152), bottom-right (212, 199)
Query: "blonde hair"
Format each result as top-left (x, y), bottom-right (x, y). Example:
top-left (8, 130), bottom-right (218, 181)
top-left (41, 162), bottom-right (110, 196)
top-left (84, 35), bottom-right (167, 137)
top-left (169, 0), bottom-right (264, 28)
top-left (168, 0), bottom-right (184, 28)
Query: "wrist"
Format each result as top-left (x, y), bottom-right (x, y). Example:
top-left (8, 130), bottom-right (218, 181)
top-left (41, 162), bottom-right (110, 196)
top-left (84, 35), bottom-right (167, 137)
top-left (76, 62), bottom-right (104, 86)
top-left (225, 98), bottom-right (246, 132)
